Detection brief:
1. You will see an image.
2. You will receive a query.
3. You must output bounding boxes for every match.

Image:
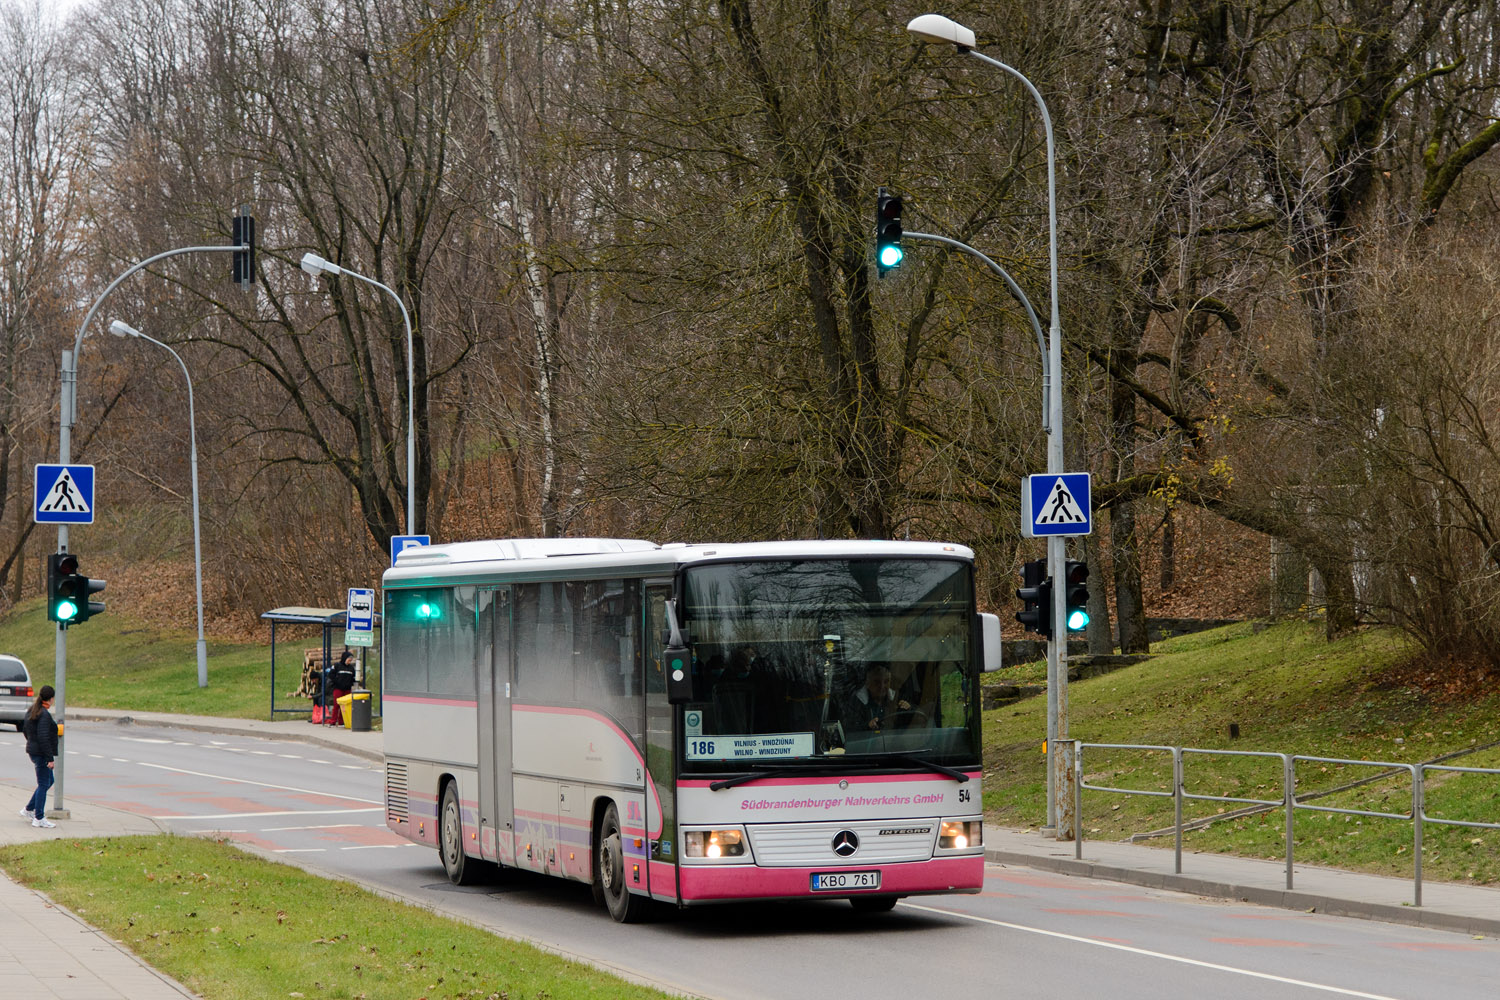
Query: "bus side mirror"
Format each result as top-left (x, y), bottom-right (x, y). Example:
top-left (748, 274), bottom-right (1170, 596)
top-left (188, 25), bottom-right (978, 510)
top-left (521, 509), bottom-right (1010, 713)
top-left (664, 643), bottom-right (698, 703)
top-left (980, 613), bottom-right (1002, 672)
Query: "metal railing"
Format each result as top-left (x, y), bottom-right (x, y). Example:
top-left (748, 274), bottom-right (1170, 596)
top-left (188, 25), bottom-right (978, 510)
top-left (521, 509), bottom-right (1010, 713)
top-left (1066, 741), bottom-right (1500, 906)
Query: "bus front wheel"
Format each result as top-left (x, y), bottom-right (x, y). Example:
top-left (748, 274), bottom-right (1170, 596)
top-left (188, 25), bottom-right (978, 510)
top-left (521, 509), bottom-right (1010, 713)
top-left (439, 781), bottom-right (480, 886)
top-left (595, 802), bottom-right (650, 922)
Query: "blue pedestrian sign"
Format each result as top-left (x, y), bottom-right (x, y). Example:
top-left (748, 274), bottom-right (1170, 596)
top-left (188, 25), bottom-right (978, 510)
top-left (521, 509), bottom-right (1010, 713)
top-left (390, 534), bottom-right (431, 566)
top-left (34, 464), bottom-right (95, 524)
top-left (1021, 473), bottom-right (1091, 538)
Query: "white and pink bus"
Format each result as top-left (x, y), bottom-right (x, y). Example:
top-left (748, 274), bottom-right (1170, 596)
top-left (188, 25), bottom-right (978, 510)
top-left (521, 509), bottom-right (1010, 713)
top-left (382, 538), bottom-right (1001, 921)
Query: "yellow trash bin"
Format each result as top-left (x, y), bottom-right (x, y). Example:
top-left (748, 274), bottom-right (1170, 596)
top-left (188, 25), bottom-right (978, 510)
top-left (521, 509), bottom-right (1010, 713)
top-left (339, 691), bottom-right (372, 730)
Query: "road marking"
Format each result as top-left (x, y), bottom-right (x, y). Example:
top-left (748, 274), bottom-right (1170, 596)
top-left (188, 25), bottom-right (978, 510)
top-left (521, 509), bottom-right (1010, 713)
top-left (152, 807), bottom-right (382, 820)
top-left (138, 762), bottom-right (381, 803)
top-left (277, 754), bottom-right (303, 759)
top-left (260, 823), bottom-right (368, 832)
top-left (340, 845), bottom-right (401, 850)
top-left (120, 737), bottom-right (175, 744)
top-left (111, 757), bottom-right (128, 762)
top-left (249, 750), bottom-right (274, 756)
top-left (338, 765), bottom-right (368, 770)
top-left (900, 902), bottom-right (1403, 1000)
top-left (273, 848), bottom-right (327, 854)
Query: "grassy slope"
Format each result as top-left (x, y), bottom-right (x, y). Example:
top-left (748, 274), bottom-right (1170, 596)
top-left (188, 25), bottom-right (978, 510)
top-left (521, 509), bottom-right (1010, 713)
top-left (985, 620), bottom-right (1500, 883)
top-left (0, 597), bottom-right (351, 719)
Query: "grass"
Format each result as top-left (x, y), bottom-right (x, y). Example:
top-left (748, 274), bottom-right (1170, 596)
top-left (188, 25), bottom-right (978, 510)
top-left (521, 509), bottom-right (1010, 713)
top-left (0, 835), bottom-right (671, 1000)
top-left (984, 619), bottom-right (1500, 884)
top-left (0, 597), bottom-right (374, 720)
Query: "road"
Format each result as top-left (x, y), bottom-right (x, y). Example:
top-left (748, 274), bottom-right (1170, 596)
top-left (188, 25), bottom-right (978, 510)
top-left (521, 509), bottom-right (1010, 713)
top-left (3, 720), bottom-right (1497, 999)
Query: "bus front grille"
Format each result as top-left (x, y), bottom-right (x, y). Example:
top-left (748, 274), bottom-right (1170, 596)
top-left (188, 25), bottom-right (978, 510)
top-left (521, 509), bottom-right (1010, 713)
top-left (386, 761), bottom-right (409, 822)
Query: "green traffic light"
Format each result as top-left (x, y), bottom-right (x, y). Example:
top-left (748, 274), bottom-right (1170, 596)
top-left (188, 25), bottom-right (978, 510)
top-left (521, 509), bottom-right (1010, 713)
top-left (1066, 608), bottom-right (1089, 631)
top-left (878, 244), bottom-right (903, 268)
top-left (56, 600), bottom-right (78, 621)
top-left (416, 601), bottom-right (441, 620)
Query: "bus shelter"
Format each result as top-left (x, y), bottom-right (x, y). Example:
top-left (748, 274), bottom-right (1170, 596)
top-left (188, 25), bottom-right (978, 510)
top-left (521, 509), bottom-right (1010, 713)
top-left (261, 606), bottom-right (382, 720)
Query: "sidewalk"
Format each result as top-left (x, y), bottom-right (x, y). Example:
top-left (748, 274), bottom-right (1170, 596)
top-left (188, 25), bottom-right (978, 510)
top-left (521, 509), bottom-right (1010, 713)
top-left (985, 825), bottom-right (1500, 937)
top-left (0, 790), bottom-right (197, 998)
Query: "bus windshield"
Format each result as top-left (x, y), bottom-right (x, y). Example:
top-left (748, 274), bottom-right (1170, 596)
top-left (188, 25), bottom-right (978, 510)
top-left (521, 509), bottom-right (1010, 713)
top-left (680, 558), bottom-right (980, 771)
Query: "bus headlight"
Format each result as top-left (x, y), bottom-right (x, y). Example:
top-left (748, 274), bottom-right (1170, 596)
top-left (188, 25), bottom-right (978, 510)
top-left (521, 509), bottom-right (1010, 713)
top-left (682, 828), bottom-right (747, 859)
top-left (939, 820), bottom-right (981, 850)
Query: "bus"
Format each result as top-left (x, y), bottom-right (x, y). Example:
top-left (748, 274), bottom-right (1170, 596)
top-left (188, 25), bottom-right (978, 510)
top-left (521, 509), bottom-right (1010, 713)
top-left (381, 537), bottom-right (1001, 921)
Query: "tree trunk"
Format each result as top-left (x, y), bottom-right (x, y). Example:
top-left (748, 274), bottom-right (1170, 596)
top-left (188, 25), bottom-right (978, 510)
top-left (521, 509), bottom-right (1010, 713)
top-left (1083, 530), bottom-right (1113, 654)
top-left (1112, 503), bottom-right (1150, 653)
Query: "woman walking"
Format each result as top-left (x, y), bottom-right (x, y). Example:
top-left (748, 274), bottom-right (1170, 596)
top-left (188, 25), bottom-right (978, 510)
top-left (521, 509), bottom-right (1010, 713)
top-left (19, 685), bottom-right (58, 828)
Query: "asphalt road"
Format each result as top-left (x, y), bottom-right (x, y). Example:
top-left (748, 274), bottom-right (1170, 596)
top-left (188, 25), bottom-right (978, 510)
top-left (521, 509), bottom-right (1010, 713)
top-left (4, 721), bottom-right (1498, 1000)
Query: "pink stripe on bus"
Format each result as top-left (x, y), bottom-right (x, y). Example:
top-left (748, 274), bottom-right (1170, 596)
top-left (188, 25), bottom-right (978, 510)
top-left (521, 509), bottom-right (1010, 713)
top-left (385, 694), bottom-right (480, 708)
top-left (678, 856), bottom-right (983, 901)
top-left (678, 771), bottom-right (981, 789)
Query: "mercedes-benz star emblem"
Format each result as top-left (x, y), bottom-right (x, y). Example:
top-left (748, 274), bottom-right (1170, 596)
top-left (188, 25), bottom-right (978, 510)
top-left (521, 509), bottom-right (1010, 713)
top-left (832, 830), bottom-right (860, 857)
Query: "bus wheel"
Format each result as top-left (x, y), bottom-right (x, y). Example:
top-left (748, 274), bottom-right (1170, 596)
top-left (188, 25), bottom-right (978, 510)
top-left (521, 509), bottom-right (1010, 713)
top-left (596, 803), bottom-right (650, 922)
top-left (439, 781), bottom-right (479, 886)
top-left (850, 895), bottom-right (898, 913)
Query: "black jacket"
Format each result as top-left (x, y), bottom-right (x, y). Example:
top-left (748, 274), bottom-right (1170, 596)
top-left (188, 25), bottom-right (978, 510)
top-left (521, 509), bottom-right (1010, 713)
top-left (23, 709), bottom-right (58, 760)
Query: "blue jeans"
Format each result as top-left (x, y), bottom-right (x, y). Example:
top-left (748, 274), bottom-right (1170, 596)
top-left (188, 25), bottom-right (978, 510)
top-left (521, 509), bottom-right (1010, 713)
top-left (24, 754), bottom-right (53, 820)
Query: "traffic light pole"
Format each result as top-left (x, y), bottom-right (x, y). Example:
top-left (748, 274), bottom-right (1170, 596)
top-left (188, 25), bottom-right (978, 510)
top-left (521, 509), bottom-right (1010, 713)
top-left (51, 244), bottom-right (247, 815)
top-left (954, 48), bottom-right (1073, 841)
top-left (903, 13), bottom-right (1073, 840)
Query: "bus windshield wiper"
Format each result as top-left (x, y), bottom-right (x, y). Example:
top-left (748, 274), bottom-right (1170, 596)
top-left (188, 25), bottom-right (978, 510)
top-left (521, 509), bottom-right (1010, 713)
top-left (709, 766), bottom-right (805, 791)
top-left (844, 751), bottom-right (970, 783)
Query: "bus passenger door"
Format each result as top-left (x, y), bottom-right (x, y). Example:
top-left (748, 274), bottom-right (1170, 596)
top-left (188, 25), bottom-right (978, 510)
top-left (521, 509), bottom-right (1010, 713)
top-left (643, 581), bottom-right (679, 903)
top-left (476, 587), bottom-right (515, 865)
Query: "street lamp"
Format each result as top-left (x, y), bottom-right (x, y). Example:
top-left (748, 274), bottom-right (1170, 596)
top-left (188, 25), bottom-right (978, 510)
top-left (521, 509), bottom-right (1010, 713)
top-left (300, 252), bottom-right (416, 535)
top-left (108, 320), bottom-right (208, 689)
top-left (907, 13), bottom-right (1072, 837)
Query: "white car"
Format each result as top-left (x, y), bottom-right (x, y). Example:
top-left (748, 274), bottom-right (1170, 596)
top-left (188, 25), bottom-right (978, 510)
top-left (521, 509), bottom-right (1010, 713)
top-left (0, 655), bottom-right (33, 731)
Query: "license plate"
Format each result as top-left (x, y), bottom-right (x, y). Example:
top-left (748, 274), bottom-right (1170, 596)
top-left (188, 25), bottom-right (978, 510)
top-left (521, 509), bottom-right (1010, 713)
top-left (811, 870), bottom-right (881, 891)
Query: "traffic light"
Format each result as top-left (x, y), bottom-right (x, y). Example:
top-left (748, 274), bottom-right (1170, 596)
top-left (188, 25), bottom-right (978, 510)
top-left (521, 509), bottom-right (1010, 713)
top-left (232, 206), bottom-right (256, 288)
top-left (47, 553), bottom-right (78, 624)
top-left (1064, 560), bottom-right (1090, 632)
top-left (47, 553), bottom-right (105, 626)
top-left (1015, 558), bottom-right (1051, 637)
top-left (875, 187), bottom-right (904, 275)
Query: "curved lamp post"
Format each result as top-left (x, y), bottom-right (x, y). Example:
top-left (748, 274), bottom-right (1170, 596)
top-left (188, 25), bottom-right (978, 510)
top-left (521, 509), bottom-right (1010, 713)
top-left (108, 320), bottom-right (208, 689)
top-left (300, 252), bottom-right (416, 535)
top-left (907, 13), bottom-right (1071, 836)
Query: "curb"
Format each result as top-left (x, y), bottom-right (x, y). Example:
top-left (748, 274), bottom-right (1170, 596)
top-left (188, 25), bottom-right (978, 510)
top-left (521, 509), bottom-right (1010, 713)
top-left (984, 847), bottom-right (1500, 938)
top-left (65, 711), bottom-right (386, 766)
top-left (23, 883), bottom-right (201, 998)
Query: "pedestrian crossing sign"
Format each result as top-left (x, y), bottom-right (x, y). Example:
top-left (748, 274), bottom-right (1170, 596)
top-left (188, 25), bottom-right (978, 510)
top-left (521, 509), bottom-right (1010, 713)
top-left (1021, 472), bottom-right (1091, 537)
top-left (34, 464), bottom-right (95, 524)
